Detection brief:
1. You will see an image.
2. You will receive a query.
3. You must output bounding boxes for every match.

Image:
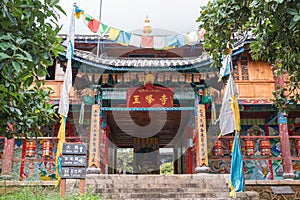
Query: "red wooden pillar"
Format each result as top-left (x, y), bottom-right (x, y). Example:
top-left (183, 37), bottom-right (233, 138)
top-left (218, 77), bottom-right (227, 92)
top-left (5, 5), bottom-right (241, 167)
top-left (1, 138), bottom-right (15, 178)
top-left (185, 125), bottom-right (193, 174)
top-left (278, 113), bottom-right (294, 179)
top-left (274, 74), bottom-right (295, 179)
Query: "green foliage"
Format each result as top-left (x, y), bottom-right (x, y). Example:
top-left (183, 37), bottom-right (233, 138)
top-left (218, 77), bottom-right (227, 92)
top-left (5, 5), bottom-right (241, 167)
top-left (117, 148), bottom-right (133, 173)
top-left (0, 0), bottom-right (65, 138)
top-left (0, 186), bottom-right (102, 200)
top-left (198, 0), bottom-right (300, 112)
top-left (160, 162), bottom-right (174, 175)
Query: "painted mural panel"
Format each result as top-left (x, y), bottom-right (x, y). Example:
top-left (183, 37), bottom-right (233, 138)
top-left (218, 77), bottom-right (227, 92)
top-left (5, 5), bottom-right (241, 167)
top-left (207, 125), bottom-right (299, 180)
top-left (12, 139), bottom-right (57, 181)
top-left (293, 160), bottom-right (300, 179)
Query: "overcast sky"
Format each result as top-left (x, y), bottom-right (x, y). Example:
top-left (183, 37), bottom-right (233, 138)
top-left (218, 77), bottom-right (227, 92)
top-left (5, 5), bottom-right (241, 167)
top-left (58, 0), bottom-right (209, 35)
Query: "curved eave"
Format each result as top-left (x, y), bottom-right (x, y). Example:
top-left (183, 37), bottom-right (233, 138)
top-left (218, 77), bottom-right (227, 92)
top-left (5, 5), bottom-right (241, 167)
top-left (59, 50), bottom-right (213, 72)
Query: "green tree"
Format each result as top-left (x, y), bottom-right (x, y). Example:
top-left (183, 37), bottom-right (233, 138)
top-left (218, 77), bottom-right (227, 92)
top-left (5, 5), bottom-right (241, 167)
top-left (160, 162), bottom-right (173, 175)
top-left (117, 148), bottom-right (133, 174)
top-left (197, 0), bottom-right (300, 112)
top-left (0, 0), bottom-right (65, 138)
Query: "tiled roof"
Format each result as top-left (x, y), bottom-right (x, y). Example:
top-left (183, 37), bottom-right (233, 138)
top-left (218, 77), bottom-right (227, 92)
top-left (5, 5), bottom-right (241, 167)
top-left (73, 49), bottom-right (211, 68)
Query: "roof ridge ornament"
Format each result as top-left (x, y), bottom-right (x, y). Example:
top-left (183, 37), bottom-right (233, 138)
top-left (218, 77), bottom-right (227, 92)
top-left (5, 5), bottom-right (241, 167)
top-left (143, 15), bottom-right (152, 35)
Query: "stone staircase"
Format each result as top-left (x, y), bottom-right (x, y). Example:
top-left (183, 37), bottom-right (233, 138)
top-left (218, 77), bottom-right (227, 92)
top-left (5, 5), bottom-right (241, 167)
top-left (83, 174), bottom-right (259, 200)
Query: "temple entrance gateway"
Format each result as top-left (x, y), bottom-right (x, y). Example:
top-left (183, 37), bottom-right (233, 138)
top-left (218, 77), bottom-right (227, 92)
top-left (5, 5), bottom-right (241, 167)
top-left (83, 66), bottom-right (216, 175)
top-left (106, 109), bottom-right (195, 174)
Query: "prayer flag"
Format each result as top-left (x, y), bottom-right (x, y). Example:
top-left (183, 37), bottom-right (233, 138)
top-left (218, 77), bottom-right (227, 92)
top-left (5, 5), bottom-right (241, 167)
top-left (56, 4), bottom-right (75, 186)
top-left (198, 28), bottom-right (206, 42)
top-left (74, 6), bottom-right (84, 19)
top-left (98, 23), bottom-right (110, 37)
top-left (88, 19), bottom-right (100, 33)
top-left (118, 31), bottom-right (131, 46)
top-left (219, 54), bottom-right (232, 81)
top-left (177, 34), bottom-right (187, 47)
top-left (141, 35), bottom-right (154, 48)
top-left (108, 27), bottom-right (121, 41)
top-left (129, 34), bottom-right (142, 47)
top-left (165, 35), bottom-right (178, 47)
top-left (230, 133), bottom-right (245, 198)
top-left (84, 14), bottom-right (92, 22)
top-left (55, 115), bottom-right (66, 187)
top-left (187, 31), bottom-right (199, 45)
top-left (219, 74), bottom-right (240, 136)
top-left (153, 36), bottom-right (165, 50)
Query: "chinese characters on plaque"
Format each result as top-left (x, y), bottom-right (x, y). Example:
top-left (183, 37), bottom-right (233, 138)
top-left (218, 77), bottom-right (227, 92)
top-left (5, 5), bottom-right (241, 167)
top-left (61, 143), bottom-right (87, 179)
top-left (62, 143), bottom-right (87, 155)
top-left (127, 85), bottom-right (174, 108)
top-left (88, 104), bottom-right (101, 168)
top-left (197, 104), bottom-right (208, 167)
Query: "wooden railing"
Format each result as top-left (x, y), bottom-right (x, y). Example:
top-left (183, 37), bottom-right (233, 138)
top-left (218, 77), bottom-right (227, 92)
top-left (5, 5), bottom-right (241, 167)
top-left (235, 81), bottom-right (275, 99)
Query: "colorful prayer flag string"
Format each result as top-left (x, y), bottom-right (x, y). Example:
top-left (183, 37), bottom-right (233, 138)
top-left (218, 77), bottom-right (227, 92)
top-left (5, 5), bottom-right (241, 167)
top-left (73, 5), bottom-right (206, 50)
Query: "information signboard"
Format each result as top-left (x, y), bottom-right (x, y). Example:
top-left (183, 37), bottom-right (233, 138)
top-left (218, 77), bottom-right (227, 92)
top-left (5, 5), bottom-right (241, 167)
top-left (62, 143), bottom-right (87, 155)
top-left (61, 167), bottom-right (86, 179)
top-left (62, 155), bottom-right (86, 167)
top-left (61, 143), bottom-right (87, 179)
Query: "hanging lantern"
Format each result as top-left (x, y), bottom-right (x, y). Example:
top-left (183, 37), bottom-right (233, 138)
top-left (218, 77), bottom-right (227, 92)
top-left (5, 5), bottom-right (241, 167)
top-left (26, 140), bottom-right (36, 157)
top-left (213, 140), bottom-right (224, 156)
top-left (171, 73), bottom-right (178, 82)
top-left (102, 74), bottom-right (109, 84)
top-left (178, 73), bottom-right (185, 82)
top-left (260, 140), bottom-right (271, 156)
top-left (42, 140), bottom-right (52, 158)
top-left (164, 72), bottom-right (171, 81)
top-left (297, 140), bottom-right (300, 157)
top-left (185, 73), bottom-right (193, 83)
top-left (193, 73), bottom-right (201, 83)
top-left (138, 72), bottom-right (145, 82)
top-left (245, 140), bottom-right (255, 156)
top-left (157, 73), bottom-right (164, 82)
top-left (116, 74), bottom-right (123, 83)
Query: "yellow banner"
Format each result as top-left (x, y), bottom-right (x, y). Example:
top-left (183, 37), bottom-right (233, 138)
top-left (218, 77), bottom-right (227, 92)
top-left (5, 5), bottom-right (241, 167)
top-left (197, 104), bottom-right (208, 167)
top-left (88, 104), bottom-right (101, 168)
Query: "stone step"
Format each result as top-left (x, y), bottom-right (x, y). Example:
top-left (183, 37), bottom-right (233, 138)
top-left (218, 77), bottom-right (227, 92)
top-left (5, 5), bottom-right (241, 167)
top-left (81, 174), bottom-right (259, 200)
top-left (86, 174), bottom-right (229, 181)
top-left (85, 176), bottom-right (229, 189)
top-left (89, 182), bottom-right (228, 190)
top-left (105, 192), bottom-right (231, 199)
top-left (94, 187), bottom-right (228, 194)
top-left (86, 179), bottom-right (228, 184)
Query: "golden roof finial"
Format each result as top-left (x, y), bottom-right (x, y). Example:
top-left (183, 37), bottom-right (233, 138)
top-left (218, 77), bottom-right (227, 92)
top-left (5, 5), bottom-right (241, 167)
top-left (143, 15), bottom-right (152, 34)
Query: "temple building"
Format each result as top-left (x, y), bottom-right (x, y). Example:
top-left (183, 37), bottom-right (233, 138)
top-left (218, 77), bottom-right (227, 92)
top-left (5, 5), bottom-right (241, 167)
top-left (1, 16), bottom-right (300, 181)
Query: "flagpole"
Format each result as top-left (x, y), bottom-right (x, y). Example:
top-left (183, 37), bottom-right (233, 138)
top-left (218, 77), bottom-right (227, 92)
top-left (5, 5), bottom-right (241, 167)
top-left (96, 0), bottom-right (103, 57)
top-left (56, 3), bottom-right (75, 187)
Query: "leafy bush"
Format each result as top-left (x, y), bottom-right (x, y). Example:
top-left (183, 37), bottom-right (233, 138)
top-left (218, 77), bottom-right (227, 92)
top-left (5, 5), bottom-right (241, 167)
top-left (0, 186), bottom-right (102, 200)
top-left (160, 162), bottom-right (174, 175)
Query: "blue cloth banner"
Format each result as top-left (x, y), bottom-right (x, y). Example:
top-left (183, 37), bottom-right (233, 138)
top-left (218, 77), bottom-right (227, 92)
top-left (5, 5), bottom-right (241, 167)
top-left (230, 133), bottom-right (244, 197)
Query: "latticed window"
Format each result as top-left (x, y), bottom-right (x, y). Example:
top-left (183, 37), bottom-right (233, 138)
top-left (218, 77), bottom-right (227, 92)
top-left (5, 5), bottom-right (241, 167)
top-left (233, 64), bottom-right (240, 80)
top-left (241, 60), bottom-right (249, 80)
top-left (233, 56), bottom-right (249, 81)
